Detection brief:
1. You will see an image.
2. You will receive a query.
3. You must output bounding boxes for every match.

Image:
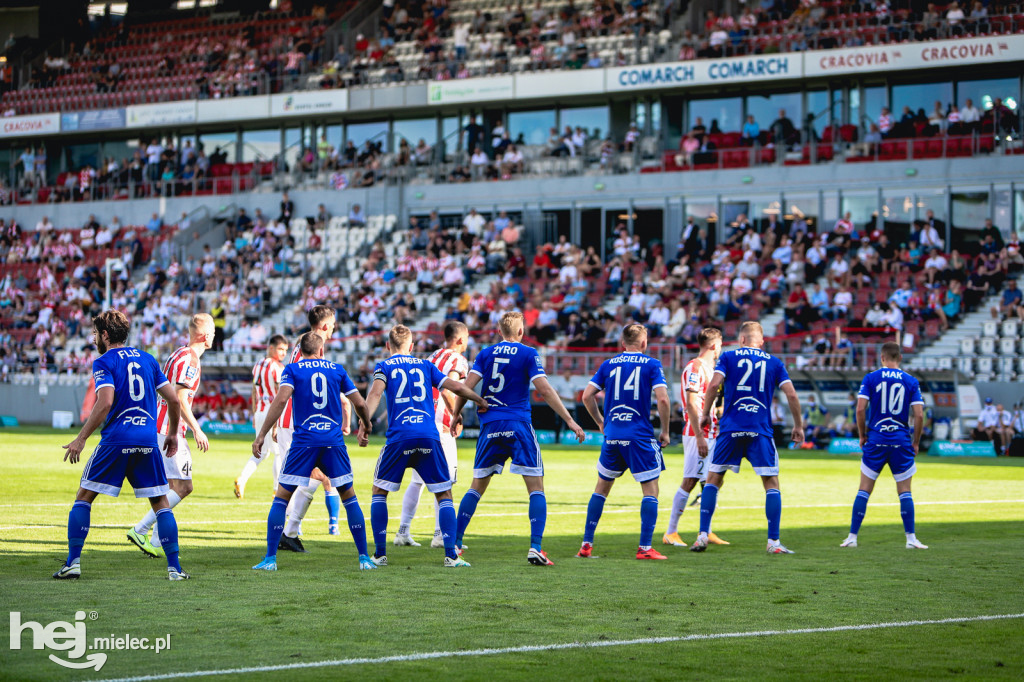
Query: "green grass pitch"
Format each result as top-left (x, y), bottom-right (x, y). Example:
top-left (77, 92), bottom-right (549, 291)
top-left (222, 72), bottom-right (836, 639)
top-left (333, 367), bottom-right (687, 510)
top-left (2, 427), bottom-right (1023, 681)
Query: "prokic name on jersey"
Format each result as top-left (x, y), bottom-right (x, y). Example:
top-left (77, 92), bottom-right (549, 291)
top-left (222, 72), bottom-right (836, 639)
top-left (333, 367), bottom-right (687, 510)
top-left (281, 358), bottom-right (359, 446)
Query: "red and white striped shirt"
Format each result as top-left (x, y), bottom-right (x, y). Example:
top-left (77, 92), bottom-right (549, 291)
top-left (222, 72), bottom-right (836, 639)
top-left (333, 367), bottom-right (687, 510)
top-left (682, 357), bottom-right (718, 438)
top-left (157, 346), bottom-right (201, 436)
top-left (252, 356), bottom-right (284, 412)
top-left (429, 347), bottom-right (469, 432)
top-left (278, 342), bottom-right (303, 429)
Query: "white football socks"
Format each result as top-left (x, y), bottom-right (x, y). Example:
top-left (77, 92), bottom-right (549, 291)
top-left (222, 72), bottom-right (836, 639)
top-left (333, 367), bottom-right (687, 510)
top-left (398, 479), bottom-right (425, 536)
top-left (237, 459), bottom-right (259, 488)
top-left (666, 488), bottom-right (689, 534)
top-left (284, 485), bottom-right (316, 537)
top-left (139, 491), bottom-right (182, 548)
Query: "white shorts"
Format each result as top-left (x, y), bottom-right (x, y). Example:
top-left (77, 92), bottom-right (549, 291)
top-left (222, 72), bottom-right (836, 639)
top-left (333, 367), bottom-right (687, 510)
top-left (682, 435), bottom-right (715, 481)
top-left (157, 433), bottom-right (192, 480)
top-left (277, 426), bottom-right (293, 468)
top-left (254, 410), bottom-right (278, 463)
top-left (411, 433), bottom-right (457, 486)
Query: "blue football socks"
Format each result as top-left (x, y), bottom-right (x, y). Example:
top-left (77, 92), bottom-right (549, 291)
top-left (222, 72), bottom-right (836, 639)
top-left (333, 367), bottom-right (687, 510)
top-left (456, 488), bottom-right (481, 547)
top-left (342, 496), bottom-right (368, 557)
top-left (899, 491), bottom-right (915, 535)
top-left (370, 495), bottom-right (389, 557)
top-left (325, 490), bottom-right (341, 532)
top-left (437, 498), bottom-right (458, 560)
top-left (699, 483), bottom-right (719, 534)
top-left (66, 500), bottom-right (91, 565)
top-left (528, 491), bottom-right (547, 551)
top-left (265, 496), bottom-right (288, 559)
top-left (155, 507), bottom-right (182, 573)
top-left (765, 488), bottom-right (782, 541)
top-left (850, 490), bottom-right (870, 535)
top-left (582, 493), bottom-right (606, 544)
top-left (639, 496), bottom-right (658, 549)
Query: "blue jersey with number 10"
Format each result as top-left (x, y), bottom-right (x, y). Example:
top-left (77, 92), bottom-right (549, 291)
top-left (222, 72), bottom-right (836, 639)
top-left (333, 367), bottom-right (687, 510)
top-left (715, 347), bottom-right (791, 437)
top-left (92, 347), bottom-right (168, 445)
top-left (280, 359), bottom-right (359, 447)
top-left (589, 352), bottom-right (667, 439)
top-left (470, 341), bottom-right (545, 425)
top-left (858, 367), bottom-right (923, 445)
top-left (373, 354), bottom-right (448, 440)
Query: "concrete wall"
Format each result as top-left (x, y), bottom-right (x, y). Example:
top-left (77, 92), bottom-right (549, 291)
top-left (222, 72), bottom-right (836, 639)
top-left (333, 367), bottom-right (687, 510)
top-left (0, 377), bottom-right (90, 426)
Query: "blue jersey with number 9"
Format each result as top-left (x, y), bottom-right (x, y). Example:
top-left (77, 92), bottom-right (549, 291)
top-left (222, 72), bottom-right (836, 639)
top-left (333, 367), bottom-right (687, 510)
top-left (715, 347), bottom-right (791, 437)
top-left (92, 347), bottom-right (168, 445)
top-left (857, 368), bottom-right (923, 445)
top-left (281, 359), bottom-right (359, 447)
top-left (470, 341), bottom-right (545, 425)
top-left (373, 355), bottom-right (448, 440)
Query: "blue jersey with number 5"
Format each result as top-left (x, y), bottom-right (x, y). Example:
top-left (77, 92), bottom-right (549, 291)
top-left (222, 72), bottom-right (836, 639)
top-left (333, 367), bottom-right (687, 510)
top-left (373, 355), bottom-right (448, 440)
top-left (93, 347), bottom-right (168, 445)
top-left (589, 352), bottom-right (667, 439)
top-left (281, 359), bottom-right (358, 447)
top-left (715, 347), bottom-right (791, 437)
top-left (470, 341), bottom-right (545, 425)
top-left (858, 368), bottom-right (923, 445)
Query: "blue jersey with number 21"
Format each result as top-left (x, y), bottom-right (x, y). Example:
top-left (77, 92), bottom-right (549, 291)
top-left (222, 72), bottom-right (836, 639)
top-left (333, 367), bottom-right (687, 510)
top-left (470, 341), bottom-right (545, 425)
top-left (92, 347), bottom-right (168, 445)
top-left (281, 359), bottom-right (359, 447)
top-left (858, 368), bottom-right (923, 445)
top-left (715, 347), bottom-right (790, 437)
top-left (373, 355), bottom-right (448, 440)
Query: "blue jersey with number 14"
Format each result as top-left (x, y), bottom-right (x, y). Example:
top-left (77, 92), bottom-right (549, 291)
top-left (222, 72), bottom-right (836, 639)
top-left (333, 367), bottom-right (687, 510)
top-left (280, 359), bottom-right (359, 447)
top-left (589, 352), bottom-right (667, 439)
top-left (715, 347), bottom-right (791, 437)
top-left (470, 341), bottom-right (545, 425)
top-left (858, 368), bottom-right (923, 445)
top-left (92, 347), bottom-right (168, 445)
top-left (373, 354), bottom-right (448, 440)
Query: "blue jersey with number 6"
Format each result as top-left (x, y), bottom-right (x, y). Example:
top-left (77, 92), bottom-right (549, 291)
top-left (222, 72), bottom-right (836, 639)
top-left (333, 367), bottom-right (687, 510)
top-left (857, 368), bottom-right (923, 445)
top-left (715, 347), bottom-right (791, 437)
top-left (588, 352), bottom-right (667, 439)
top-left (281, 359), bottom-right (359, 447)
top-left (92, 347), bottom-right (168, 445)
top-left (470, 341), bottom-right (545, 425)
top-left (373, 355), bottom-right (448, 440)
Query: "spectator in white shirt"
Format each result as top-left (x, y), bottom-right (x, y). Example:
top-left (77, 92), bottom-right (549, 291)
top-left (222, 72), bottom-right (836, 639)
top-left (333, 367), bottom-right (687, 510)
top-left (827, 253), bottom-right (850, 287)
top-left (923, 249), bottom-right (948, 284)
top-left (960, 98), bottom-right (980, 132)
top-left (95, 224), bottom-right (113, 247)
top-left (919, 221), bottom-right (944, 250)
top-left (463, 208), bottom-right (486, 235)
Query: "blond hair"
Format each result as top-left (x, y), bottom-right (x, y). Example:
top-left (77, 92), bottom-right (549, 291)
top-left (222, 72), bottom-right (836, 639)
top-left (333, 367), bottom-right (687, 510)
top-left (389, 324), bottom-right (413, 350)
top-left (621, 323), bottom-right (647, 347)
top-left (738, 321), bottom-right (763, 342)
top-left (498, 311), bottom-right (524, 338)
top-left (189, 313), bottom-right (215, 339)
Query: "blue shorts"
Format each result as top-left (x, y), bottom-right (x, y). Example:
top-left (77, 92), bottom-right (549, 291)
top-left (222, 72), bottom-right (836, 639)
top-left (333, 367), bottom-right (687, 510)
top-left (597, 438), bottom-right (665, 482)
top-left (279, 445), bottom-right (353, 489)
top-left (80, 441), bottom-right (169, 498)
top-left (474, 420), bottom-right (543, 478)
top-left (861, 441), bottom-right (917, 482)
top-left (710, 432), bottom-right (777, 476)
top-left (373, 437), bottom-right (453, 493)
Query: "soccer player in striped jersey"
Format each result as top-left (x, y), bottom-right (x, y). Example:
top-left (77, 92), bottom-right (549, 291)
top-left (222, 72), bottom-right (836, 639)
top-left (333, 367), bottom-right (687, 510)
top-left (127, 313), bottom-right (214, 558)
top-left (841, 342), bottom-right (927, 549)
top-left (663, 327), bottom-right (730, 548)
top-left (234, 335), bottom-right (289, 499)
top-left (55, 310), bottom-right (189, 580)
top-left (278, 305), bottom-right (351, 552)
top-left (394, 321), bottom-right (470, 548)
top-left (576, 324), bottom-right (671, 560)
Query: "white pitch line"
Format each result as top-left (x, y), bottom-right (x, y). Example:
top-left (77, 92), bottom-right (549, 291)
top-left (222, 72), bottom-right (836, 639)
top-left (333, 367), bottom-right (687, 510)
top-left (90, 612), bottom-right (1024, 682)
top-left (3, 498), bottom-right (1024, 532)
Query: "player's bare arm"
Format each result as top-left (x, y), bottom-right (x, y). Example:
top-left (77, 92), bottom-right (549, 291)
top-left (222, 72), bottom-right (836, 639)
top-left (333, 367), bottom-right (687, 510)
top-left (581, 383), bottom-right (604, 432)
top-left (655, 385), bottom-right (671, 447)
top-left (176, 384), bottom-right (209, 453)
top-left (449, 372), bottom-right (482, 436)
top-left (856, 396), bottom-right (869, 449)
top-left (700, 372), bottom-right (725, 433)
top-left (912, 403), bottom-right (924, 454)
top-left (442, 370), bottom-right (463, 435)
top-left (63, 386), bottom-right (114, 464)
top-left (346, 390), bottom-right (372, 447)
top-left (252, 384), bottom-right (293, 458)
top-left (443, 377), bottom-right (489, 413)
top-left (781, 381), bottom-right (804, 445)
top-left (156, 383), bottom-right (182, 459)
top-left (360, 378), bottom-right (387, 446)
top-left (534, 375), bottom-right (585, 442)
top-left (341, 393), bottom-right (352, 435)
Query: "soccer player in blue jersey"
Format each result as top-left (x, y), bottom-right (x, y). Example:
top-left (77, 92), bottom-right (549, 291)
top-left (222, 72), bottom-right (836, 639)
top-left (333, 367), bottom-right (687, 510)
top-left (693, 321), bottom-right (804, 554)
top-left (251, 332), bottom-right (375, 571)
top-left (449, 311), bottom-right (586, 566)
top-left (360, 325), bottom-right (489, 568)
top-left (841, 342), bottom-right (928, 549)
top-left (575, 324), bottom-right (672, 560)
top-left (55, 310), bottom-right (190, 580)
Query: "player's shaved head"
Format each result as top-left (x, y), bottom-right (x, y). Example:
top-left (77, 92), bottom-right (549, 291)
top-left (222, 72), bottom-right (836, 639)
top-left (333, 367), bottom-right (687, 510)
top-left (389, 324), bottom-right (413, 352)
top-left (738, 321), bottom-right (764, 346)
top-left (499, 311), bottom-right (525, 339)
top-left (93, 309), bottom-right (131, 347)
top-left (881, 342), bottom-right (902, 363)
top-left (189, 312), bottom-right (214, 335)
top-left (299, 331), bottom-right (324, 358)
top-left (444, 320), bottom-right (469, 343)
top-left (621, 323), bottom-right (647, 349)
top-left (698, 327), bottom-right (723, 349)
top-left (307, 304), bottom-right (335, 330)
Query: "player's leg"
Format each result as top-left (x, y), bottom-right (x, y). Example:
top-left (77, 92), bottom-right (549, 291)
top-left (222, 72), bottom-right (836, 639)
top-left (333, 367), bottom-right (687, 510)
top-left (760, 474), bottom-right (793, 554)
top-left (457, 422), bottom-right (506, 549)
top-left (318, 446), bottom-right (375, 569)
top-left (55, 487), bottom-right (99, 579)
top-left (456, 473), bottom-right (491, 549)
top-left (236, 411), bottom-right (271, 498)
top-left (664, 436), bottom-right (701, 546)
top-left (125, 445), bottom-right (187, 579)
top-left (694, 436), bottom-right (739, 552)
top-left (841, 470), bottom-right (878, 547)
top-left (131, 435), bottom-right (191, 553)
top-left (636, 478), bottom-right (666, 560)
top-left (523, 474), bottom-right (553, 565)
top-left (337, 483), bottom-right (372, 565)
top-left (432, 490), bottom-right (469, 566)
top-left (253, 482), bottom-right (296, 570)
top-left (412, 440), bottom-right (467, 566)
top-left (891, 447), bottom-right (926, 548)
top-left (369, 441), bottom-right (411, 565)
top-left (396, 468), bottom-right (425, 546)
top-left (149, 494), bottom-right (188, 579)
top-left (578, 475), bottom-right (614, 557)
top-left (429, 434), bottom-right (459, 548)
top-left (322, 475), bottom-right (341, 536)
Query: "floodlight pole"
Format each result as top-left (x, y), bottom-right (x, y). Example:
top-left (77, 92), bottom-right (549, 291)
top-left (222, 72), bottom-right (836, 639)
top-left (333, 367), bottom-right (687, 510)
top-left (104, 257), bottom-right (119, 311)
